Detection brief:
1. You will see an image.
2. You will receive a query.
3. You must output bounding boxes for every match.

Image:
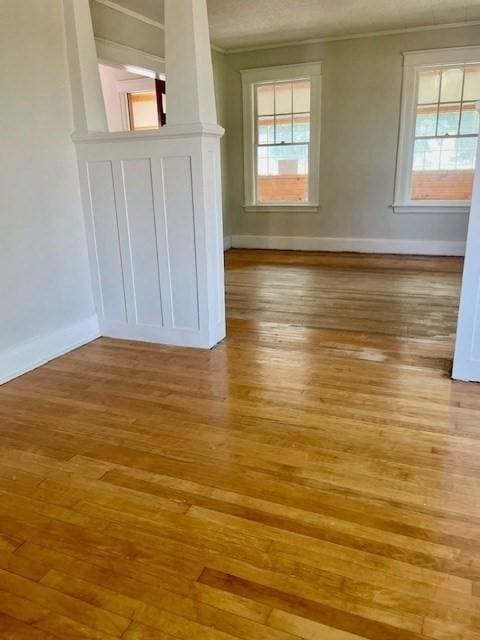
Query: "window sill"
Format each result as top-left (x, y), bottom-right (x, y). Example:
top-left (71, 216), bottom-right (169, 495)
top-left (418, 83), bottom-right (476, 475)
top-left (392, 202), bottom-right (471, 214)
top-left (243, 204), bottom-right (320, 214)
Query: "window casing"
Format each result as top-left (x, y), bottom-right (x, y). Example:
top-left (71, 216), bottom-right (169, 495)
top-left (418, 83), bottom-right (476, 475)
top-left (394, 46), bottom-right (480, 214)
top-left (241, 63), bottom-right (322, 212)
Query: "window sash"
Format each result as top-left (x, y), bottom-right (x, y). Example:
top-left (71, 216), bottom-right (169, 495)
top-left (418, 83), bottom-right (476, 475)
top-left (241, 63), bottom-right (322, 211)
top-left (253, 81), bottom-right (312, 204)
top-left (393, 47), bottom-right (480, 212)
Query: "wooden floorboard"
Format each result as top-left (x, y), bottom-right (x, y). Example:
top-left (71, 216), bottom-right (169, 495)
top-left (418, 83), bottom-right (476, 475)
top-left (1, 249), bottom-right (480, 639)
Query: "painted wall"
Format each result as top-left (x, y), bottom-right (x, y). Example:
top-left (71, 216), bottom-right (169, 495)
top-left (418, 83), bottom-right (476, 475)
top-left (90, 0), bottom-right (164, 58)
top-left (220, 25), bottom-right (480, 246)
top-left (212, 50), bottom-right (231, 237)
top-left (99, 63), bottom-right (128, 131)
top-left (0, 1), bottom-right (96, 359)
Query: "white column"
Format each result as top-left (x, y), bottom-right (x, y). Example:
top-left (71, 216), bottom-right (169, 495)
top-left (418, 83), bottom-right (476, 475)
top-left (164, 0), bottom-right (218, 126)
top-left (62, 0), bottom-right (107, 133)
top-left (70, 0), bottom-right (225, 349)
top-left (453, 102), bottom-right (480, 382)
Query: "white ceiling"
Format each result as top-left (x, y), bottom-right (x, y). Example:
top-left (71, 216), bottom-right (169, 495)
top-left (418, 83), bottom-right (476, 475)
top-left (109, 0), bottom-right (480, 51)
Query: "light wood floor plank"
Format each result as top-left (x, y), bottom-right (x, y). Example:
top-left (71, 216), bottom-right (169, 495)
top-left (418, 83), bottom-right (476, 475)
top-left (0, 249), bottom-right (478, 639)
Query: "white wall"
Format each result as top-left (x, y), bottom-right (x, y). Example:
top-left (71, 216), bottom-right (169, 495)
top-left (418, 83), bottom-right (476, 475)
top-left (0, 0), bottom-right (98, 381)
top-left (98, 63), bottom-right (127, 131)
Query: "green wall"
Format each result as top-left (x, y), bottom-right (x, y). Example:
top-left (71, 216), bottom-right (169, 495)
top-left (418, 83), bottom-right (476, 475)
top-left (219, 25), bottom-right (480, 243)
top-left (90, 3), bottom-right (480, 245)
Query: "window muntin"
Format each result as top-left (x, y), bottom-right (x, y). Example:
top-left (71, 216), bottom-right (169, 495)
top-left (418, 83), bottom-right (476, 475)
top-left (255, 81), bottom-right (311, 203)
top-left (242, 63), bottom-right (321, 211)
top-left (411, 65), bottom-right (480, 202)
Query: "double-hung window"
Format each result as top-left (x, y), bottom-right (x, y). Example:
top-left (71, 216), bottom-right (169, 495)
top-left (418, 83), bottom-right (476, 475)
top-left (394, 46), bottom-right (480, 214)
top-left (241, 63), bottom-right (322, 212)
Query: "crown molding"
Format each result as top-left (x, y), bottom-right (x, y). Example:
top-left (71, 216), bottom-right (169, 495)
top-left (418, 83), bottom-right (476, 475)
top-left (94, 0), bottom-right (164, 29)
top-left (211, 43), bottom-right (227, 54)
top-left (223, 20), bottom-right (480, 54)
top-left (95, 36), bottom-right (164, 63)
top-left (91, 1), bottom-right (480, 57)
top-left (93, 0), bottom-right (226, 54)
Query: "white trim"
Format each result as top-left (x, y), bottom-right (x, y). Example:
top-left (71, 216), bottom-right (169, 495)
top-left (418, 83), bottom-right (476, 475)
top-left (95, 37), bottom-right (165, 76)
top-left (403, 45), bottom-right (480, 67)
top-left (394, 46), bottom-right (480, 214)
top-left (0, 316), bottom-right (100, 386)
top-left (72, 122), bottom-right (225, 143)
top-left (224, 235), bottom-right (232, 251)
top-left (393, 202), bottom-right (470, 214)
top-left (240, 62), bottom-right (323, 82)
top-left (241, 62), bottom-right (322, 212)
top-left (452, 101), bottom-right (480, 382)
top-left (244, 204), bottom-right (319, 213)
top-left (224, 21), bottom-right (480, 55)
top-left (210, 44), bottom-right (227, 54)
top-left (94, 0), bottom-right (164, 30)
top-left (231, 235), bottom-right (466, 256)
top-left (115, 78), bottom-right (156, 94)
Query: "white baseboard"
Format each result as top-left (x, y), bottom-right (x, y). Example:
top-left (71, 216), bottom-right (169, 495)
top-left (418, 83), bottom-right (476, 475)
top-left (0, 315), bottom-right (100, 386)
top-left (223, 235), bottom-right (232, 251)
top-left (231, 235), bottom-right (466, 256)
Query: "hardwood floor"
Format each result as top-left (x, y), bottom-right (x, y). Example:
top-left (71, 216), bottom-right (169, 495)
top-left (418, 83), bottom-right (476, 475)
top-left (1, 249), bottom-right (479, 639)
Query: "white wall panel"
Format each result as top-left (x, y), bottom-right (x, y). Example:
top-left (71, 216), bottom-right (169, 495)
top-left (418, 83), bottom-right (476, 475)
top-left (453, 103), bottom-right (480, 382)
top-left (76, 126), bottom-right (225, 348)
top-left (472, 301), bottom-right (480, 362)
top-left (87, 160), bottom-right (128, 324)
top-left (122, 158), bottom-right (164, 328)
top-left (163, 156), bottom-right (200, 331)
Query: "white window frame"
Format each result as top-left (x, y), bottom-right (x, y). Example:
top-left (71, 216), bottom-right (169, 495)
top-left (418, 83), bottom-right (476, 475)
top-left (241, 62), bottom-right (322, 213)
top-left (115, 77), bottom-right (158, 131)
top-left (394, 46), bottom-right (480, 214)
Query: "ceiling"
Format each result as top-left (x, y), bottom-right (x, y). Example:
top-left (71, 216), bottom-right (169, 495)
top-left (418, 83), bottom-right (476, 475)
top-left (110, 0), bottom-right (480, 51)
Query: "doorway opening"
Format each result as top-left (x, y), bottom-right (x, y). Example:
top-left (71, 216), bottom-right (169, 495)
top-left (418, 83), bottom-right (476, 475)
top-left (98, 62), bottom-right (166, 132)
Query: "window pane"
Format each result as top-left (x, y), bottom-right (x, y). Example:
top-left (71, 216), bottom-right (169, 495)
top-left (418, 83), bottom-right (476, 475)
top-left (275, 83), bottom-right (292, 114)
top-left (257, 85), bottom-right (274, 115)
top-left (127, 92), bottom-right (158, 130)
top-left (415, 104), bottom-right (437, 136)
top-left (463, 66), bottom-right (480, 101)
top-left (440, 68), bottom-right (464, 102)
top-left (293, 81), bottom-right (311, 113)
top-left (437, 103), bottom-right (461, 136)
top-left (257, 144), bottom-right (308, 202)
top-left (417, 70), bottom-right (440, 104)
top-left (454, 137), bottom-right (478, 170)
top-left (275, 114), bottom-right (292, 143)
top-left (293, 113), bottom-right (310, 142)
top-left (460, 102), bottom-right (480, 134)
top-left (411, 137), bottom-right (477, 201)
top-left (258, 116), bottom-right (274, 144)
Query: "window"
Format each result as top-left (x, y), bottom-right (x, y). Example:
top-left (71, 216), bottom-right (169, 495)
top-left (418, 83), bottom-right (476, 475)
top-left (127, 91), bottom-right (159, 130)
top-left (394, 47), bottom-right (480, 214)
top-left (241, 63), bottom-right (322, 212)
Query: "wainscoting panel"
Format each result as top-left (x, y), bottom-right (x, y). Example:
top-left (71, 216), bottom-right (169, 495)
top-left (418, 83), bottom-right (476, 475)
top-left (87, 161), bottom-right (128, 324)
top-left (75, 127), bottom-right (225, 348)
top-left (121, 158), bottom-right (164, 328)
top-left (162, 156), bottom-right (199, 332)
